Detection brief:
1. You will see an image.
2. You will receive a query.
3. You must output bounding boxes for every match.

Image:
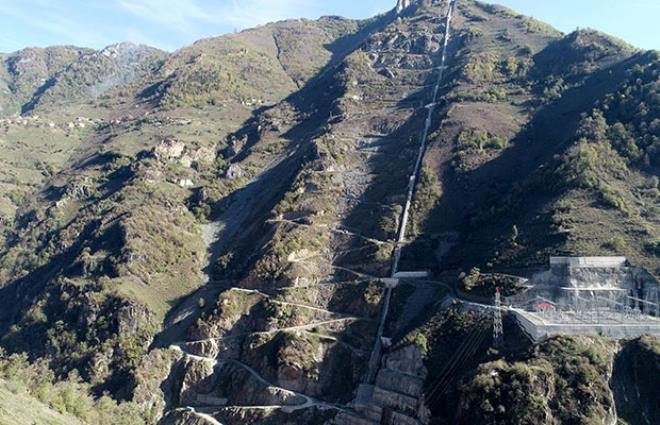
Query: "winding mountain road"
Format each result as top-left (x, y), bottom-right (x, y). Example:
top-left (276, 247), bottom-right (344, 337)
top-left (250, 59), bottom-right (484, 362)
top-left (165, 1), bottom-right (479, 420)
top-left (170, 345), bottom-right (347, 414)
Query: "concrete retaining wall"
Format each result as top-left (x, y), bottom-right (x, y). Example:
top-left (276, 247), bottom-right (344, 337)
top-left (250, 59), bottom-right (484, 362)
top-left (513, 309), bottom-right (660, 341)
top-left (383, 409), bottom-right (422, 425)
top-left (376, 368), bottom-right (424, 397)
top-left (373, 387), bottom-right (418, 416)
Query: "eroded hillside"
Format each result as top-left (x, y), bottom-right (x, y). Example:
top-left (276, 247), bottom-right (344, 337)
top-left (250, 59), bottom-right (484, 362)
top-left (0, 0), bottom-right (658, 424)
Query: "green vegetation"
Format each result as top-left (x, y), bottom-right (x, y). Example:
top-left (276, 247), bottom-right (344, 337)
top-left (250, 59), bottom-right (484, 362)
top-left (1, 47), bottom-right (92, 115)
top-left (405, 0), bottom-right (658, 283)
top-left (473, 2), bottom-right (518, 19)
top-left (599, 58), bottom-right (660, 166)
top-left (410, 166), bottom-right (441, 236)
top-left (541, 76), bottom-right (567, 102)
top-left (459, 267), bottom-right (481, 292)
top-left (0, 121), bottom-right (91, 217)
top-left (520, 16), bottom-right (559, 35)
top-left (0, 143), bottom-right (207, 397)
top-left (0, 348), bottom-right (171, 424)
top-left (457, 86), bottom-right (509, 103)
top-left (462, 53), bottom-right (500, 84)
top-left (0, 379), bottom-right (85, 425)
top-left (645, 239), bottom-right (660, 256)
top-left (271, 17), bottom-right (360, 85)
top-left (533, 29), bottom-right (637, 82)
top-left (459, 336), bottom-right (617, 425)
top-left (457, 129), bottom-right (508, 153)
top-left (32, 45), bottom-right (166, 114)
top-left (413, 307), bottom-right (492, 425)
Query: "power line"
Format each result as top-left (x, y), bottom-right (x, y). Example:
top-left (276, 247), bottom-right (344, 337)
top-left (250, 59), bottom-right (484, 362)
top-left (493, 287), bottom-right (504, 350)
top-left (426, 325), bottom-right (488, 402)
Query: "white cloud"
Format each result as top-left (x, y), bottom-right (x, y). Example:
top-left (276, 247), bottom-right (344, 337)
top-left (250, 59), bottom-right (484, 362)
top-left (123, 27), bottom-right (170, 50)
top-left (0, 0), bottom-right (392, 52)
top-left (115, 0), bottom-right (321, 33)
top-left (219, 0), bottom-right (316, 27)
top-left (116, 0), bottom-right (214, 31)
top-left (0, 1), bottom-right (111, 49)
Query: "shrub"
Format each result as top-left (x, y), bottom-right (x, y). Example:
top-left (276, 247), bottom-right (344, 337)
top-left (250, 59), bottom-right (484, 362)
top-left (462, 267), bottom-right (481, 291)
top-left (605, 236), bottom-right (627, 252)
top-left (645, 239), bottom-right (660, 256)
top-left (542, 77), bottom-right (566, 102)
top-left (599, 184), bottom-right (629, 213)
top-left (0, 352), bottom-right (150, 424)
top-left (487, 136), bottom-right (508, 149)
top-left (463, 54), bottom-right (499, 83)
top-left (415, 333), bottom-right (429, 354)
top-left (458, 130), bottom-right (509, 153)
top-left (560, 138), bottom-right (598, 187)
top-left (410, 166), bottom-right (441, 235)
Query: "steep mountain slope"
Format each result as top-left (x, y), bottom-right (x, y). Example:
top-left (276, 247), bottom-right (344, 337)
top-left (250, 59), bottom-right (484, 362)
top-left (0, 1), bottom-right (657, 424)
top-left (0, 46), bottom-right (91, 114)
top-left (0, 381), bottom-right (85, 425)
top-left (400, 1), bottom-right (657, 278)
top-left (0, 12), bottom-right (379, 417)
top-left (26, 42), bottom-right (167, 115)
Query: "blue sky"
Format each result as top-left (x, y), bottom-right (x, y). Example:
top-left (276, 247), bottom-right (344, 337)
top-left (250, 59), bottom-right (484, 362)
top-left (0, 0), bottom-right (658, 53)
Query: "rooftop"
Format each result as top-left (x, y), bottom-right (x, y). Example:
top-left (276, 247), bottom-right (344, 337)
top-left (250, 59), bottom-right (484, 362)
top-left (549, 256), bottom-right (628, 268)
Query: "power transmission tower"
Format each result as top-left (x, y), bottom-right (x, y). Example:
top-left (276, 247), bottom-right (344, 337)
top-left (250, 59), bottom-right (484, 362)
top-left (493, 287), bottom-right (504, 350)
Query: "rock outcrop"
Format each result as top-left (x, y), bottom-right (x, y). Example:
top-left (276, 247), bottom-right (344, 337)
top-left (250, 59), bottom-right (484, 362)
top-left (154, 138), bottom-right (186, 162)
top-left (225, 164), bottom-right (243, 180)
top-left (396, 0), bottom-right (413, 14)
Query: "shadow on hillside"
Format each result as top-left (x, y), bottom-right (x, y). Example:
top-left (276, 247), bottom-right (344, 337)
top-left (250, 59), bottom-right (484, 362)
top-left (336, 4), bottom-right (457, 277)
top-left (152, 11), bottom-right (399, 350)
top-left (0, 221), bottom-right (99, 348)
top-left (404, 51), bottom-right (651, 273)
top-left (228, 12), bottom-right (396, 165)
top-left (611, 339), bottom-right (660, 425)
top-left (153, 10), bottom-right (407, 411)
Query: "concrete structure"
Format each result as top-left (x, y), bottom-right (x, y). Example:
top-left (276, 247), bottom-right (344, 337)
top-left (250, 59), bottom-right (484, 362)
top-left (393, 271), bottom-right (430, 279)
top-left (362, 0), bottom-right (456, 389)
top-left (337, 2), bottom-right (457, 423)
top-left (514, 308), bottom-right (660, 341)
top-left (509, 257), bottom-right (660, 341)
top-left (492, 288), bottom-right (503, 348)
top-left (381, 278), bottom-right (400, 289)
top-left (509, 257), bottom-right (658, 311)
top-left (549, 256), bottom-right (627, 268)
top-left (334, 346), bottom-right (428, 425)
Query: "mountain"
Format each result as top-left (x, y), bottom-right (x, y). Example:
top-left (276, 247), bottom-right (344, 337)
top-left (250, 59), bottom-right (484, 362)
top-left (0, 0), bottom-right (658, 424)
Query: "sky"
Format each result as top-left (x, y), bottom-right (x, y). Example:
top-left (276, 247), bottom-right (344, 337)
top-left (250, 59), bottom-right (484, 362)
top-left (0, 0), bottom-right (658, 53)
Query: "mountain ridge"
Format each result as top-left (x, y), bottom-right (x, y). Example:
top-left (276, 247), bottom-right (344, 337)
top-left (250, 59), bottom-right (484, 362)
top-left (0, 1), bottom-right (658, 424)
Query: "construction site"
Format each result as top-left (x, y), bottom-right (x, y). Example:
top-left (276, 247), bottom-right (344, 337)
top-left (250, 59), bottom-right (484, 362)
top-left (506, 257), bottom-right (660, 341)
